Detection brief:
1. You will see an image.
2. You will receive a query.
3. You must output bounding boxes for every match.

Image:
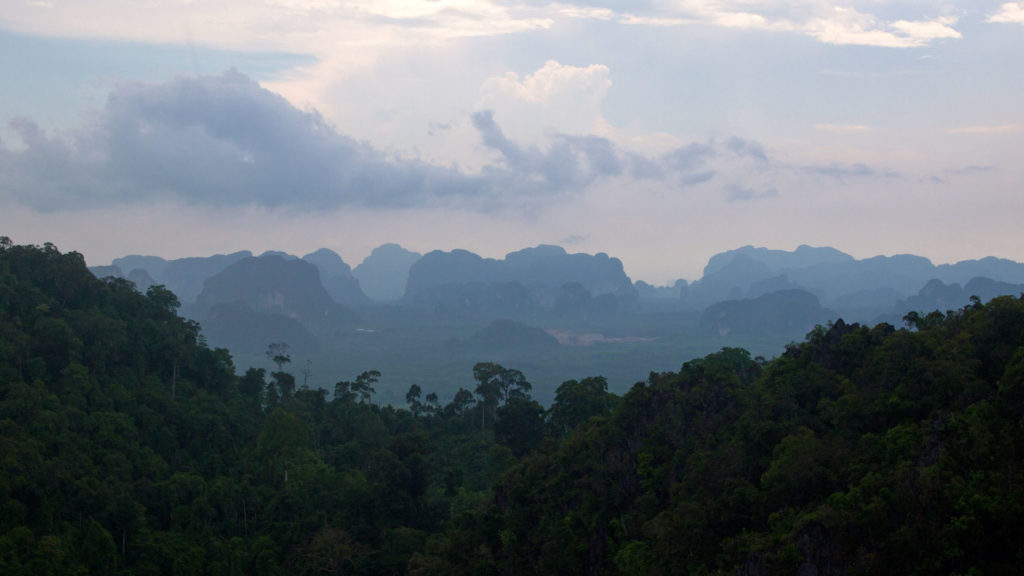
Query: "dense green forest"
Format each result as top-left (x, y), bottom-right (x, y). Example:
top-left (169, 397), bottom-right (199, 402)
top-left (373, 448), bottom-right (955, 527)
top-left (2, 239), bottom-right (1023, 574)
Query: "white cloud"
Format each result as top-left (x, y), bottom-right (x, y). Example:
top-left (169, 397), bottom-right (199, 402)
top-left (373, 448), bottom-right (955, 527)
top-left (890, 17), bottom-right (961, 41)
top-left (814, 123), bottom-right (872, 133)
top-left (555, 6), bottom-right (616, 20)
top-left (803, 8), bottom-right (960, 48)
top-left (478, 60), bottom-right (613, 143)
top-left (0, 0), bottom-right (553, 54)
top-left (615, 2), bottom-right (964, 48)
top-left (712, 11), bottom-right (770, 29)
top-left (0, 0), bottom-right (969, 59)
top-left (988, 2), bottom-right (1024, 24)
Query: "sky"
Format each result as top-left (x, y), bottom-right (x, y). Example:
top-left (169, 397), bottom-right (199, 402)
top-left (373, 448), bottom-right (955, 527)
top-left (1, 0), bottom-right (1023, 284)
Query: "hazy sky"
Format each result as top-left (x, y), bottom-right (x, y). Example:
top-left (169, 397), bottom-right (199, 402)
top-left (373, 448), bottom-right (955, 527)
top-left (2, 1), bottom-right (1023, 283)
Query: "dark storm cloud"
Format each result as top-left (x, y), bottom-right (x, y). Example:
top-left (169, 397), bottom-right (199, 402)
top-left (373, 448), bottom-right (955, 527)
top-left (472, 110), bottom-right (727, 195)
top-left (1, 70), bottom-right (480, 211)
top-left (471, 110), bottom-right (624, 193)
top-left (1, 69), bottom-right (899, 213)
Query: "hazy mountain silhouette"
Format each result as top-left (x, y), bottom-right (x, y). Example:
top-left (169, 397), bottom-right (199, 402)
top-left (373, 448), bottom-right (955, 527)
top-left (702, 244), bottom-right (853, 277)
top-left (684, 246), bottom-right (1024, 322)
top-left (201, 300), bottom-right (319, 354)
top-left (935, 257), bottom-right (1024, 285)
top-left (634, 279), bottom-right (688, 301)
top-left (405, 245), bottom-right (633, 299)
top-left (109, 254), bottom-right (170, 280)
top-left (963, 276), bottom-right (1024, 300)
top-left (301, 248), bottom-right (371, 309)
top-left (194, 254), bottom-right (354, 335)
top-left (86, 242), bottom-right (1024, 401)
top-left (455, 319), bottom-right (560, 354)
top-left (125, 268), bottom-right (156, 293)
top-left (402, 245), bottom-right (635, 321)
top-left (352, 243), bottom-right (422, 302)
top-left (699, 289), bottom-right (835, 339)
top-left (870, 276), bottom-right (1024, 325)
top-left (89, 242), bottom-right (1024, 386)
top-left (110, 251), bottom-right (253, 304)
top-left (409, 281), bottom-right (537, 320)
top-left (403, 249), bottom-right (502, 297)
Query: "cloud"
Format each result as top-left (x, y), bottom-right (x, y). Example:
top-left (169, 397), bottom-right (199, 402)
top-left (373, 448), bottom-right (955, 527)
top-left (988, 3), bottom-right (1024, 25)
top-left (1, 70), bottom-right (483, 211)
top-left (725, 185), bottom-right (779, 202)
top-left (600, 2), bottom-right (962, 48)
top-left (948, 124), bottom-right (1024, 134)
top-left (725, 137), bottom-right (769, 163)
top-left (806, 163), bottom-right (899, 180)
top-left (619, 14), bottom-right (694, 27)
top-left (948, 165), bottom-right (997, 175)
top-left (713, 11), bottom-right (770, 29)
top-left (1, 0), bottom-right (554, 54)
top-left (470, 110), bottom-right (626, 196)
top-left (557, 6), bottom-right (616, 20)
top-left (1, 68), bottom-right (907, 218)
top-left (1, 0), bottom-right (968, 84)
top-left (478, 60), bottom-right (613, 143)
top-left (559, 234), bottom-right (590, 245)
top-left (662, 142), bottom-right (715, 172)
top-left (803, 9), bottom-right (960, 48)
top-left (814, 123), bottom-right (871, 133)
top-left (0, 69), bottom-right (727, 212)
top-left (890, 18), bottom-right (962, 41)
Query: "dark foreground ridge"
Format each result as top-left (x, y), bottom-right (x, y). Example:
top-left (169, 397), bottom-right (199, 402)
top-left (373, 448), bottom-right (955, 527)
top-left (2, 238), bottom-right (1023, 574)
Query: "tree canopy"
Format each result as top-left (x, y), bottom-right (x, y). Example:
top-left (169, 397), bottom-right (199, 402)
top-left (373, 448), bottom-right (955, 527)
top-left (2, 239), bottom-right (1023, 575)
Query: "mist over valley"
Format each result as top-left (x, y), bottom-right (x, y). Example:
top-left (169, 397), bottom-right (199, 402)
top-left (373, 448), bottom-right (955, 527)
top-left (90, 242), bottom-right (1024, 405)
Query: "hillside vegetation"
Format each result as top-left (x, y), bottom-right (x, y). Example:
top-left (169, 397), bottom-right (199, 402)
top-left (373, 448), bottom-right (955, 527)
top-left (2, 239), bottom-right (1023, 575)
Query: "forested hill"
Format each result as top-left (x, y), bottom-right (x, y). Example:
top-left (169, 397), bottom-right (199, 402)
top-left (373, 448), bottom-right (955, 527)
top-left (435, 307), bottom-right (1024, 575)
top-left (2, 238), bottom-right (1024, 575)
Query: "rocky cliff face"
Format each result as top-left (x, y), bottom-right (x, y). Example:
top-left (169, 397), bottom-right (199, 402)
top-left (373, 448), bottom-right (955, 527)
top-left (402, 245), bottom-right (637, 321)
top-left (302, 248), bottom-right (371, 309)
top-left (194, 254), bottom-right (354, 335)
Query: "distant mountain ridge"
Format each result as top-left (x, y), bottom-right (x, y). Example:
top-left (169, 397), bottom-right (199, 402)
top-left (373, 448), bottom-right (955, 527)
top-left (404, 245), bottom-right (634, 299)
top-left (400, 245), bottom-right (637, 321)
top-left (93, 244), bottom-right (1024, 315)
top-left (684, 245), bottom-right (1024, 321)
top-left (89, 243), bottom-right (1024, 350)
top-left (702, 244), bottom-right (854, 277)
